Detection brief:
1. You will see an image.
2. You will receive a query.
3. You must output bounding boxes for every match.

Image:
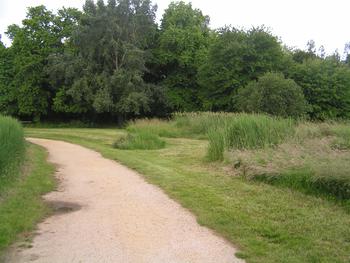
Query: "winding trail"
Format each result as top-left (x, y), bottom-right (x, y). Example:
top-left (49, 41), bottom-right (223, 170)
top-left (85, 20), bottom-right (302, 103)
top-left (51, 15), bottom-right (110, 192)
top-left (8, 138), bottom-right (242, 263)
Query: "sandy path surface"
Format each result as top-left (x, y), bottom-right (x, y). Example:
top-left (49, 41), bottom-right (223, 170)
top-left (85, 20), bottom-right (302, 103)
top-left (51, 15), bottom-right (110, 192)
top-left (7, 138), bottom-right (242, 263)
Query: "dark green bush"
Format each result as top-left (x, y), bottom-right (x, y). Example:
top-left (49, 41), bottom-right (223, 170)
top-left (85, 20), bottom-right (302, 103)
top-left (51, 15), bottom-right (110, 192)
top-left (235, 72), bottom-right (308, 118)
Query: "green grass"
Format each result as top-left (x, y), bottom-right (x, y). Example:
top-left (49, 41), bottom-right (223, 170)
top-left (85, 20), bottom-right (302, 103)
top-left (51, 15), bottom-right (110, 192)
top-left (25, 127), bottom-right (350, 263)
top-left (222, 114), bottom-right (295, 149)
top-left (127, 113), bottom-right (295, 160)
top-left (240, 122), bottom-right (350, 201)
top-left (0, 143), bottom-right (55, 255)
top-left (206, 114), bottom-right (295, 160)
top-left (207, 127), bottom-right (225, 161)
top-left (254, 166), bottom-right (350, 201)
top-left (127, 118), bottom-right (184, 138)
top-left (0, 116), bottom-right (25, 192)
top-left (113, 130), bottom-right (166, 150)
top-left (173, 112), bottom-right (235, 136)
top-left (171, 113), bottom-right (350, 199)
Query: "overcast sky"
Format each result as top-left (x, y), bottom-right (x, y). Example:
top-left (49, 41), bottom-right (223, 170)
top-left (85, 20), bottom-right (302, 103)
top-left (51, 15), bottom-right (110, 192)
top-left (0, 0), bottom-right (349, 54)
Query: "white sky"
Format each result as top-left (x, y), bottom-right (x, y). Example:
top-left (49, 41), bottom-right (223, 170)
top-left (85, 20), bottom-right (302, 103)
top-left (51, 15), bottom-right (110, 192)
top-left (0, 0), bottom-right (349, 54)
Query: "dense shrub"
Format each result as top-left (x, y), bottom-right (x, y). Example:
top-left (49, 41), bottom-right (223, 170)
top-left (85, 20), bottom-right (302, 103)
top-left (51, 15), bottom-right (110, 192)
top-left (290, 58), bottom-right (350, 120)
top-left (235, 72), bottom-right (308, 118)
top-left (0, 116), bottom-right (25, 192)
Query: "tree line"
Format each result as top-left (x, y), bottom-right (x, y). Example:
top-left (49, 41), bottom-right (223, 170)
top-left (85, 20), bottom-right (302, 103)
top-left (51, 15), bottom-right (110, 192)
top-left (1, 0), bottom-right (350, 122)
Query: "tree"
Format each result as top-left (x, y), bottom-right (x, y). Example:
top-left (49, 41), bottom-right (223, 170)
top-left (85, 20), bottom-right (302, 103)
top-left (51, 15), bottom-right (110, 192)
top-left (318, 45), bottom-right (326, 59)
top-left (0, 37), bottom-right (16, 115)
top-left (0, 6), bottom-right (82, 121)
top-left (290, 57), bottom-right (350, 119)
top-left (344, 42), bottom-right (350, 66)
top-left (198, 26), bottom-right (286, 111)
top-left (155, 1), bottom-right (211, 111)
top-left (2, 6), bottom-right (60, 120)
top-left (235, 72), bottom-right (308, 118)
top-left (49, 0), bottom-right (169, 121)
top-left (307, 40), bottom-right (316, 54)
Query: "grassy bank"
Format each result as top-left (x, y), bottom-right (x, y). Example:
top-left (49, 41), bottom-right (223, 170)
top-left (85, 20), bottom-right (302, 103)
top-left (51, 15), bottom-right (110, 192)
top-left (0, 116), bottom-right (55, 255)
top-left (25, 126), bottom-right (350, 263)
top-left (0, 143), bottom-right (55, 255)
top-left (0, 116), bottom-right (25, 193)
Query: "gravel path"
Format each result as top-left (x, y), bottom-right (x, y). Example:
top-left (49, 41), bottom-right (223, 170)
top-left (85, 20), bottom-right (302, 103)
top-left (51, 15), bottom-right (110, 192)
top-left (8, 138), bottom-right (242, 263)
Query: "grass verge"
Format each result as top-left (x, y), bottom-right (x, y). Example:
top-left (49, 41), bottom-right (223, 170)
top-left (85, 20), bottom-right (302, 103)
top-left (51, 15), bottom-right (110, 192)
top-left (0, 143), bottom-right (55, 255)
top-left (0, 116), bottom-right (25, 193)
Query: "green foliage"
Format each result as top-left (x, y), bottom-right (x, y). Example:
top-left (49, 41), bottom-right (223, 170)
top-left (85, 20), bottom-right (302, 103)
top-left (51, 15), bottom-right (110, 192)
top-left (290, 57), bottom-right (350, 120)
top-left (49, 0), bottom-right (168, 119)
top-left (235, 72), bottom-right (308, 118)
top-left (0, 116), bottom-right (25, 192)
top-left (5, 7), bottom-right (68, 119)
top-left (1, 1), bottom-right (350, 122)
top-left (155, 1), bottom-right (211, 111)
top-left (0, 6), bottom-right (81, 120)
top-left (198, 27), bottom-right (286, 110)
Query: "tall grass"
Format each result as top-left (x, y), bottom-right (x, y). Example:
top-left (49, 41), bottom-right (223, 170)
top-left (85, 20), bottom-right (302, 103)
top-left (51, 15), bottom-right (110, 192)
top-left (204, 113), bottom-right (295, 161)
top-left (207, 128), bottom-right (225, 161)
top-left (255, 163), bottom-right (350, 200)
top-left (113, 130), bottom-right (166, 150)
top-left (223, 114), bottom-right (295, 149)
top-left (0, 116), bottom-right (25, 192)
top-left (119, 113), bottom-right (350, 200)
top-left (174, 112), bottom-right (236, 136)
top-left (126, 119), bottom-right (182, 138)
top-left (123, 113), bottom-right (295, 158)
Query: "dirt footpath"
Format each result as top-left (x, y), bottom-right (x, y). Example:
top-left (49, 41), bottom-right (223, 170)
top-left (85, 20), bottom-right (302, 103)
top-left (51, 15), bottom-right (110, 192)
top-left (7, 138), bottom-right (243, 263)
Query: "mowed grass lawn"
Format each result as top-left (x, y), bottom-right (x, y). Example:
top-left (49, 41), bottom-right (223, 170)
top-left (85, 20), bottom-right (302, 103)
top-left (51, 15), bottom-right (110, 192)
top-left (25, 128), bottom-right (350, 263)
